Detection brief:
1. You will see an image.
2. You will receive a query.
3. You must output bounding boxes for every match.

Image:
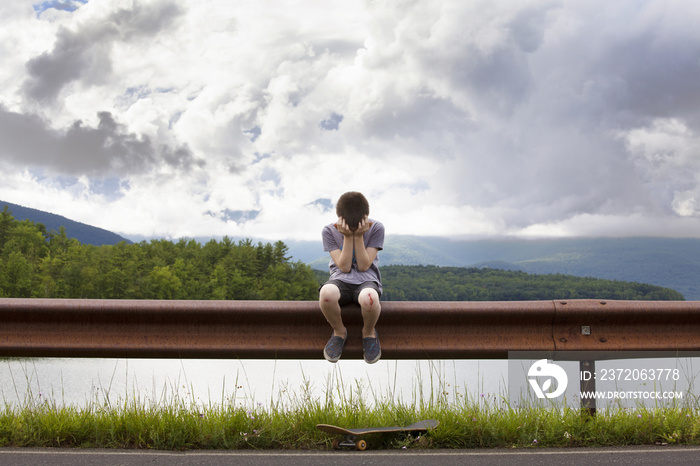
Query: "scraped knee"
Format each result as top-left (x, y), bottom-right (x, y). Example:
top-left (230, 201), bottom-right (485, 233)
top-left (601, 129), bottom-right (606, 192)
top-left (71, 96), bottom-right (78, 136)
top-left (359, 288), bottom-right (379, 310)
top-left (319, 283), bottom-right (341, 303)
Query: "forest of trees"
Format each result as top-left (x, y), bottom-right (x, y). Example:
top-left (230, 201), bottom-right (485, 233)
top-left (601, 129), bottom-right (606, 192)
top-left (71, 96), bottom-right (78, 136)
top-left (0, 206), bottom-right (685, 301)
top-left (311, 266), bottom-right (685, 301)
top-left (376, 265), bottom-right (684, 301)
top-left (0, 207), bottom-right (319, 300)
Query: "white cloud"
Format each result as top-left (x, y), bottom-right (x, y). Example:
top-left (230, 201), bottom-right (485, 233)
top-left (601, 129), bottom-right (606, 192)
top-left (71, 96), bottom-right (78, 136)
top-left (619, 118), bottom-right (700, 218)
top-left (515, 212), bottom-right (700, 238)
top-left (2, 0), bottom-right (700, 241)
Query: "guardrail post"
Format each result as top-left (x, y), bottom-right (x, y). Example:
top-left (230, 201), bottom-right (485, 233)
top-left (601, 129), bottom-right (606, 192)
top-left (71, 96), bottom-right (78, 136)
top-left (579, 360), bottom-right (596, 416)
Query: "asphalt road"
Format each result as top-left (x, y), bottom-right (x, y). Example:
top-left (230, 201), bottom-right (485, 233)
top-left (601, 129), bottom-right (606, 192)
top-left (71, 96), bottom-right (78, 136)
top-left (2, 446), bottom-right (700, 465)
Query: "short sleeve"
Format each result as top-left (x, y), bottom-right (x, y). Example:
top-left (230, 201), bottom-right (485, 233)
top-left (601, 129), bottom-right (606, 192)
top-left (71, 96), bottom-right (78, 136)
top-left (322, 224), bottom-right (341, 252)
top-left (366, 221), bottom-right (384, 250)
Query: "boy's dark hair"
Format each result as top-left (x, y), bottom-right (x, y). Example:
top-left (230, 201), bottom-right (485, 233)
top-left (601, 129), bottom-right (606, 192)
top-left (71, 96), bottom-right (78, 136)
top-left (336, 191), bottom-right (369, 229)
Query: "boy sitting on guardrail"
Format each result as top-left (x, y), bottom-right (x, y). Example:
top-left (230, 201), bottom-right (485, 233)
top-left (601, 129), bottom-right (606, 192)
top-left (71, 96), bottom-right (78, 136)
top-left (319, 191), bottom-right (385, 364)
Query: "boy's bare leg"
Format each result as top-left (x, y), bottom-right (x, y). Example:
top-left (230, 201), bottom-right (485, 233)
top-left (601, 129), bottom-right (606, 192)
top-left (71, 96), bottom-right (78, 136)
top-left (358, 288), bottom-right (381, 338)
top-left (319, 284), bottom-right (347, 338)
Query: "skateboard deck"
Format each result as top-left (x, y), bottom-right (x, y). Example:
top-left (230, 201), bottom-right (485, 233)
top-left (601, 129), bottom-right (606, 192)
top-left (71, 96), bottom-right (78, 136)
top-left (317, 419), bottom-right (439, 450)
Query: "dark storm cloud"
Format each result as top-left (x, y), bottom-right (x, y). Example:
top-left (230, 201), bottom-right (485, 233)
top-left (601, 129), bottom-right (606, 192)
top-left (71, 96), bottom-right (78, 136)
top-left (23, 0), bottom-right (184, 102)
top-left (532, 2), bottom-right (700, 131)
top-left (354, 1), bottom-right (558, 147)
top-left (0, 106), bottom-right (202, 176)
top-left (23, 24), bottom-right (117, 102)
top-left (110, 0), bottom-right (184, 37)
top-left (505, 1), bottom-right (700, 221)
top-left (349, 0), bottom-right (700, 229)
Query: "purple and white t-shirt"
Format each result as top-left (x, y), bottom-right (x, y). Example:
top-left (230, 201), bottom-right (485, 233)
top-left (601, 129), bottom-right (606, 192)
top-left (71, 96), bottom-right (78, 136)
top-left (322, 219), bottom-right (384, 293)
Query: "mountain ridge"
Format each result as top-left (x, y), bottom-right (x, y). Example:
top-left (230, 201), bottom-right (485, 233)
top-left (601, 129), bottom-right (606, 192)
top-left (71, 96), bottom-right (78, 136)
top-left (1, 200), bottom-right (130, 246)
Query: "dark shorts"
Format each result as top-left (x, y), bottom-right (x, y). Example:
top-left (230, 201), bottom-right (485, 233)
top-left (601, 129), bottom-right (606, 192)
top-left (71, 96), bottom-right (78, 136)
top-left (320, 279), bottom-right (381, 306)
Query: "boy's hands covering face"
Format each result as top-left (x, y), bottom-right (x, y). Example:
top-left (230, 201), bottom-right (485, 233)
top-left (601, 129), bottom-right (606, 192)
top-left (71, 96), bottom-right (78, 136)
top-left (355, 215), bottom-right (373, 235)
top-left (334, 217), bottom-right (354, 237)
top-left (334, 215), bottom-right (373, 236)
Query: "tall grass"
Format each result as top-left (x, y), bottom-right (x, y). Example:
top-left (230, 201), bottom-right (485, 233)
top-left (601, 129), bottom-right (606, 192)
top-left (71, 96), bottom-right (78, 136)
top-left (2, 361), bottom-right (700, 449)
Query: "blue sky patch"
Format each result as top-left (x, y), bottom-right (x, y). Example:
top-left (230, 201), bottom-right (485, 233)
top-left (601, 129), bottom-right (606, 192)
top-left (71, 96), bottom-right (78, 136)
top-left (307, 198), bottom-right (333, 212)
top-left (244, 126), bottom-right (261, 142)
top-left (207, 209), bottom-right (261, 223)
top-left (319, 113), bottom-right (343, 131)
top-left (33, 0), bottom-right (87, 15)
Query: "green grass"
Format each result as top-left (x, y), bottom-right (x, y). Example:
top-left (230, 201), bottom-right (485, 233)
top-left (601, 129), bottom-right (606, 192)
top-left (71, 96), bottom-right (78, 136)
top-left (2, 376), bottom-right (700, 450)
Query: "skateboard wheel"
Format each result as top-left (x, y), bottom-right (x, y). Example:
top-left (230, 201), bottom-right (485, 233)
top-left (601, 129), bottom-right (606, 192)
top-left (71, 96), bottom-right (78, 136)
top-left (355, 439), bottom-right (367, 451)
top-left (332, 439), bottom-right (341, 450)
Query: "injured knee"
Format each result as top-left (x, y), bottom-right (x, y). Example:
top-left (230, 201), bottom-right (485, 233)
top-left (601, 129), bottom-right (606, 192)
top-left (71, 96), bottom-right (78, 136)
top-left (361, 292), bottom-right (376, 310)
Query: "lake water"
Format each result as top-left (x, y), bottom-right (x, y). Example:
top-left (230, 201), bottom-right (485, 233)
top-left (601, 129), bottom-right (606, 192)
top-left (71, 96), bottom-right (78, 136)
top-left (0, 358), bottom-right (508, 409)
top-left (4, 356), bottom-right (698, 411)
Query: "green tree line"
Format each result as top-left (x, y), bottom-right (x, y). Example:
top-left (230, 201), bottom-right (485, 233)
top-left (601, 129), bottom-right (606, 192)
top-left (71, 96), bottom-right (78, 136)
top-left (0, 207), bottom-right (318, 300)
top-left (312, 266), bottom-right (684, 301)
top-left (376, 265), bottom-right (684, 301)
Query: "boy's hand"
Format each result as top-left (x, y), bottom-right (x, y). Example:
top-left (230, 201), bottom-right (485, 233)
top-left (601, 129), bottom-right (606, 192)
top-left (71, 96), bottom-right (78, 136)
top-left (334, 217), bottom-right (354, 237)
top-left (355, 215), bottom-right (373, 235)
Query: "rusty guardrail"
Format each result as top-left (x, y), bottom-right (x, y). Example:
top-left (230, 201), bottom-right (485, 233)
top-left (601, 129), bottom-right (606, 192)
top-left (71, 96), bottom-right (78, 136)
top-left (0, 298), bottom-right (699, 359)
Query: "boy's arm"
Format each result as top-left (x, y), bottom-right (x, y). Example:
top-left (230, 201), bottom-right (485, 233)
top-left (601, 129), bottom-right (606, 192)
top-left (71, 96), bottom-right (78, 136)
top-left (354, 216), bottom-right (378, 272)
top-left (331, 218), bottom-right (355, 273)
top-left (354, 242), bottom-right (378, 272)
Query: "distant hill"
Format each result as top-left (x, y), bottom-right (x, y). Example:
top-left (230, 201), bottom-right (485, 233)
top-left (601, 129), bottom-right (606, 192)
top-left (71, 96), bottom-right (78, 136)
top-left (1, 201), bottom-right (130, 246)
top-left (5, 199), bottom-right (698, 300)
top-left (313, 265), bottom-right (684, 301)
top-left (304, 235), bottom-right (700, 300)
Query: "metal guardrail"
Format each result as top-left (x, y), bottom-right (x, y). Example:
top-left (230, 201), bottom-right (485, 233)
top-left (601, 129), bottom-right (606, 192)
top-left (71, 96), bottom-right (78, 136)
top-left (1, 298), bottom-right (699, 359)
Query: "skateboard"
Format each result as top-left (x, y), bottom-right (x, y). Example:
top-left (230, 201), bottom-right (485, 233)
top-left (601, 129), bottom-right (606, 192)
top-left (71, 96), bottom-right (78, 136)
top-left (316, 419), bottom-right (439, 450)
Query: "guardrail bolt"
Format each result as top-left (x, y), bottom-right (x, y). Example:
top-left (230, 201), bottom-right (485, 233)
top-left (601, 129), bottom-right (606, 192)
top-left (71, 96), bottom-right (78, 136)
top-left (599, 337), bottom-right (607, 343)
top-left (581, 326), bottom-right (591, 335)
top-left (559, 337), bottom-right (568, 343)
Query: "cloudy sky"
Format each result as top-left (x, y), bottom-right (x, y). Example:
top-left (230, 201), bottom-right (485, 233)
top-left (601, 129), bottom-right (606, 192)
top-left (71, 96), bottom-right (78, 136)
top-left (2, 0), bottom-right (700, 241)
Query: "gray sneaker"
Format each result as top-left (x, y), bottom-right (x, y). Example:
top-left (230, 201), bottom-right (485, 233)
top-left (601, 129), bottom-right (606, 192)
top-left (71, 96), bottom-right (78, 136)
top-left (362, 330), bottom-right (381, 364)
top-left (323, 332), bottom-right (346, 363)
